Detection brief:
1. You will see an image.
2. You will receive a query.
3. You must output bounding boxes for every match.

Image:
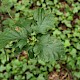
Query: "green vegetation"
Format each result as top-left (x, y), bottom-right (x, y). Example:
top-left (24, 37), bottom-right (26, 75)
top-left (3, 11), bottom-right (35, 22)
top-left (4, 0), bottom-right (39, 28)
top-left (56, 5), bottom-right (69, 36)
top-left (0, 0), bottom-right (80, 80)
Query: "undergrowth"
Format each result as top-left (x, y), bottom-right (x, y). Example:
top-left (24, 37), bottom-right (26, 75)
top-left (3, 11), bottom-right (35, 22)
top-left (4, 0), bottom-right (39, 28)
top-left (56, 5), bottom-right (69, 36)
top-left (0, 0), bottom-right (80, 80)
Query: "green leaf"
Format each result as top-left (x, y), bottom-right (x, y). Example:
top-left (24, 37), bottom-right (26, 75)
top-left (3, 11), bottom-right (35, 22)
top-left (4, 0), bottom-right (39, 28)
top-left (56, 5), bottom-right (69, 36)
top-left (2, 18), bottom-right (15, 28)
top-left (76, 57), bottom-right (80, 67)
top-left (16, 40), bottom-right (27, 49)
top-left (0, 50), bottom-right (7, 64)
top-left (32, 8), bottom-right (55, 34)
top-left (0, 28), bottom-right (27, 49)
top-left (62, 20), bottom-right (72, 28)
top-left (67, 57), bottom-right (76, 70)
top-left (16, 18), bottom-right (32, 33)
top-left (54, 0), bottom-right (58, 4)
top-left (38, 60), bottom-right (46, 65)
top-left (73, 71), bottom-right (80, 78)
top-left (64, 40), bottom-right (70, 47)
top-left (0, 65), bottom-right (5, 72)
top-left (76, 43), bottom-right (80, 50)
top-left (6, 64), bottom-right (11, 72)
top-left (11, 59), bottom-right (21, 66)
top-left (37, 74), bottom-right (45, 80)
top-left (70, 48), bottom-right (77, 58)
top-left (0, 73), bottom-right (4, 78)
top-left (26, 72), bottom-right (33, 79)
top-left (33, 35), bottom-right (64, 62)
top-left (34, 8), bottom-right (45, 24)
top-left (16, 18), bottom-right (32, 27)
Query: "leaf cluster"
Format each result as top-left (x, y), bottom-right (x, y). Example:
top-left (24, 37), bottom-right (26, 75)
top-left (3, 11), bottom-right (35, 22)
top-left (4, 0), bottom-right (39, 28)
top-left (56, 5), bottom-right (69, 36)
top-left (0, 0), bottom-right (80, 79)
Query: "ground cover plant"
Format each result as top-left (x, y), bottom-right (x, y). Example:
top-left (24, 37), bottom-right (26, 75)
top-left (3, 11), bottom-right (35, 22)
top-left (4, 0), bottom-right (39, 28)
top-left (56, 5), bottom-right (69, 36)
top-left (0, 0), bottom-right (80, 80)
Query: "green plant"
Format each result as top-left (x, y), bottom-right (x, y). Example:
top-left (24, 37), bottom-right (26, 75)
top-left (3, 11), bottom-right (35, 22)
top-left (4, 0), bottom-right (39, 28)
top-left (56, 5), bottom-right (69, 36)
top-left (0, 48), bottom-right (59, 80)
top-left (0, 8), bottom-right (64, 62)
top-left (1, 0), bottom-right (80, 79)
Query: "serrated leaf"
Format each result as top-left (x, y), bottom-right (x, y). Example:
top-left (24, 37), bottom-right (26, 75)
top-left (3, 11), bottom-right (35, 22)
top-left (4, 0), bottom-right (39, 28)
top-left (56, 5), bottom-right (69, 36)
top-left (33, 35), bottom-right (64, 62)
top-left (16, 18), bottom-right (32, 28)
top-left (16, 18), bottom-right (33, 33)
top-left (32, 8), bottom-right (55, 34)
top-left (34, 8), bottom-right (45, 25)
top-left (16, 40), bottom-right (27, 49)
top-left (0, 28), bottom-right (27, 49)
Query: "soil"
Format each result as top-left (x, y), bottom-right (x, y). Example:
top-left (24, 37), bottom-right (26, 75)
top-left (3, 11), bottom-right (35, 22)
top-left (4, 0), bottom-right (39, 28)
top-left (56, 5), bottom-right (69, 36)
top-left (48, 66), bottom-right (73, 80)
